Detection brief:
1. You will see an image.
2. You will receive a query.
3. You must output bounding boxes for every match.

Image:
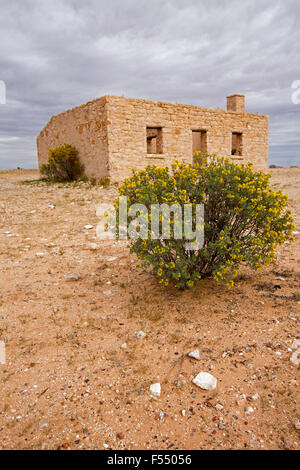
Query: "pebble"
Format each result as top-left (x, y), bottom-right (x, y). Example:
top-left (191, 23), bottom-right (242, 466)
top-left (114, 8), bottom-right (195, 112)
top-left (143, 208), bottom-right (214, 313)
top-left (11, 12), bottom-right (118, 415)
top-left (134, 331), bottom-right (146, 339)
top-left (90, 243), bottom-right (99, 250)
top-left (246, 406), bottom-right (254, 415)
top-left (39, 423), bottom-right (49, 430)
top-left (188, 349), bottom-right (201, 360)
top-left (66, 275), bottom-right (80, 281)
top-left (192, 372), bottom-right (217, 391)
top-left (84, 225), bottom-right (93, 230)
top-left (291, 339), bottom-right (300, 349)
top-left (290, 349), bottom-right (300, 366)
top-left (103, 290), bottom-right (117, 297)
top-left (150, 383), bottom-right (161, 397)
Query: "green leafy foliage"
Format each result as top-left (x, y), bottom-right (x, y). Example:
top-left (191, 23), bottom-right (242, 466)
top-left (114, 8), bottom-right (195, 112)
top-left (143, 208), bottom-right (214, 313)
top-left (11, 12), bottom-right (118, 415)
top-left (116, 157), bottom-right (295, 289)
top-left (40, 144), bottom-right (84, 182)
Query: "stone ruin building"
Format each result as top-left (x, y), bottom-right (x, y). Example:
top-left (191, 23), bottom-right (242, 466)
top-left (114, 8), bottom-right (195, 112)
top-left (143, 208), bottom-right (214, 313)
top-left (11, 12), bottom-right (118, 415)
top-left (37, 94), bottom-right (268, 183)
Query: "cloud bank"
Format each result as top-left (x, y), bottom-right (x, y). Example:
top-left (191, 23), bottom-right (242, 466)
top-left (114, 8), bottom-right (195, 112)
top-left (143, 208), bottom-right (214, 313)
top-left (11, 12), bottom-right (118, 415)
top-left (0, 0), bottom-right (299, 168)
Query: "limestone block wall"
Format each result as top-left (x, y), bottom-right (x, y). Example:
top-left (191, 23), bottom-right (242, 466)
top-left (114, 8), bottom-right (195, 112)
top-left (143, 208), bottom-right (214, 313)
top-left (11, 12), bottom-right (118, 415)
top-left (37, 94), bottom-right (268, 183)
top-left (37, 96), bottom-right (109, 180)
top-left (106, 96), bottom-right (269, 183)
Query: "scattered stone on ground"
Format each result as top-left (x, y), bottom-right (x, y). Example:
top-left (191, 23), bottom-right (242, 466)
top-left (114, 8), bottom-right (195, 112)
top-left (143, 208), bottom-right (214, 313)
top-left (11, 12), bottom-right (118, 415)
top-left (150, 383), bottom-right (161, 397)
top-left (290, 349), bottom-right (300, 366)
top-left (134, 331), bottom-right (147, 339)
top-left (188, 349), bottom-right (201, 360)
top-left (192, 372), bottom-right (217, 391)
top-left (0, 168), bottom-right (299, 450)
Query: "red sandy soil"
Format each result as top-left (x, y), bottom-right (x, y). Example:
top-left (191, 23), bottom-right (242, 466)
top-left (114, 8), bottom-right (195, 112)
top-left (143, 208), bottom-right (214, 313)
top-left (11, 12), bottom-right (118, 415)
top-left (0, 168), bottom-right (299, 450)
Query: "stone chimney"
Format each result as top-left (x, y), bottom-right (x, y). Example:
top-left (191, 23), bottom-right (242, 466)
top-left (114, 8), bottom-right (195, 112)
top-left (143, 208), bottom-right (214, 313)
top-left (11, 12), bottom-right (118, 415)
top-left (226, 94), bottom-right (245, 113)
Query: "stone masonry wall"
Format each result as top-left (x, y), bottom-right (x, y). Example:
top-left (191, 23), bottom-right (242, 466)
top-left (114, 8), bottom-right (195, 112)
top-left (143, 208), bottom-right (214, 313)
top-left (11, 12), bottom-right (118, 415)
top-left (106, 96), bottom-right (269, 183)
top-left (37, 95), bottom-right (268, 183)
top-left (37, 96), bottom-right (109, 180)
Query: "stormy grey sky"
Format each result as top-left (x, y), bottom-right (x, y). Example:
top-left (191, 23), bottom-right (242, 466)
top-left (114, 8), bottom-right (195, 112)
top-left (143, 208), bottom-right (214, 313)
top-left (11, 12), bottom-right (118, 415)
top-left (0, 0), bottom-right (299, 168)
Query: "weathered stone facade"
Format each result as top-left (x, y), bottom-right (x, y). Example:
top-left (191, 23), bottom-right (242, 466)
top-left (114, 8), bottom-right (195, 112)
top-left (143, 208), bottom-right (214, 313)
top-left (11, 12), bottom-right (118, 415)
top-left (37, 94), bottom-right (268, 183)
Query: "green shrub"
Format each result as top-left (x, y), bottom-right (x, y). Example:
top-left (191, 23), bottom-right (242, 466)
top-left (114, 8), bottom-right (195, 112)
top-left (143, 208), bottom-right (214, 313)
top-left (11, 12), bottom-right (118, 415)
top-left (99, 177), bottom-right (110, 188)
top-left (40, 144), bottom-right (84, 181)
top-left (116, 157), bottom-right (294, 289)
top-left (193, 150), bottom-right (209, 166)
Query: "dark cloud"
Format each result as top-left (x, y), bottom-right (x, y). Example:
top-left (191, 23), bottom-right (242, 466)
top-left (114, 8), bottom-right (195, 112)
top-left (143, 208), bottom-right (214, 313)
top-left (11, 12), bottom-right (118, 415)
top-left (0, 0), bottom-right (299, 168)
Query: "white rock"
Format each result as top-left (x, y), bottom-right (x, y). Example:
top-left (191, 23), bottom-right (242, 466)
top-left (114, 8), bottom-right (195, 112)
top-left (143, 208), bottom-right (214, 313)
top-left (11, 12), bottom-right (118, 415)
top-left (107, 256), bottom-right (117, 262)
top-left (294, 420), bottom-right (300, 430)
top-left (36, 252), bottom-right (45, 257)
top-left (103, 290), bottom-right (117, 297)
top-left (39, 423), bottom-right (49, 430)
top-left (181, 409), bottom-right (186, 416)
top-left (290, 349), bottom-right (300, 366)
top-left (192, 372), bottom-right (217, 391)
top-left (66, 275), bottom-right (80, 281)
top-left (84, 225), bottom-right (93, 230)
top-left (246, 406), bottom-right (254, 415)
top-left (188, 349), bottom-right (201, 360)
top-left (134, 330), bottom-right (146, 339)
top-left (90, 243), bottom-right (99, 250)
top-left (291, 339), bottom-right (300, 349)
top-left (150, 383), bottom-right (161, 397)
top-left (121, 343), bottom-right (127, 349)
top-left (215, 403), bottom-right (224, 411)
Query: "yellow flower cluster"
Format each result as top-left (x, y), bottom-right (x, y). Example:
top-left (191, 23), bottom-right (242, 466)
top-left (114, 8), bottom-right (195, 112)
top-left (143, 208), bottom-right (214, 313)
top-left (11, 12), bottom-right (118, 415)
top-left (115, 155), bottom-right (295, 290)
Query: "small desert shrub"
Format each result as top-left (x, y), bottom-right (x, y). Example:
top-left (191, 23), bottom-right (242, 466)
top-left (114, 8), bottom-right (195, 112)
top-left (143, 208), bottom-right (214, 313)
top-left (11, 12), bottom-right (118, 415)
top-left (115, 157), bottom-right (294, 289)
top-left (40, 144), bottom-right (84, 181)
top-left (99, 177), bottom-right (110, 188)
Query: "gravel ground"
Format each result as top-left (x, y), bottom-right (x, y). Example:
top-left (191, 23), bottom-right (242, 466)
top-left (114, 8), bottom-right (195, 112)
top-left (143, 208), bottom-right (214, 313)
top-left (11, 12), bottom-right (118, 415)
top-left (0, 168), bottom-right (299, 450)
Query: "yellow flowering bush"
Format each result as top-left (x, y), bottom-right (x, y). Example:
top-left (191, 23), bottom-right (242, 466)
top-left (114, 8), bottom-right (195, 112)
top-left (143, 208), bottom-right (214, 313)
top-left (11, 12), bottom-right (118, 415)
top-left (116, 157), bottom-right (294, 289)
top-left (41, 144), bottom-right (84, 182)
